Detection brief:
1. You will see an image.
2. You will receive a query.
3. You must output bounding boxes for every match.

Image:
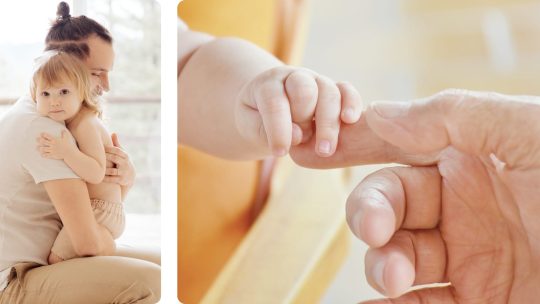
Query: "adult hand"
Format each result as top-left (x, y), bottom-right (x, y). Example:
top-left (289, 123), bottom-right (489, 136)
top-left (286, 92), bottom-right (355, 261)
top-left (104, 133), bottom-right (136, 186)
top-left (291, 89), bottom-right (540, 302)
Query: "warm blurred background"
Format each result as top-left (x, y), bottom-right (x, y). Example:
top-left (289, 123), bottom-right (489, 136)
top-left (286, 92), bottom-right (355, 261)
top-left (0, 0), bottom-right (160, 247)
top-left (304, 0), bottom-right (540, 302)
top-left (178, 0), bottom-right (540, 302)
top-left (304, 0), bottom-right (540, 101)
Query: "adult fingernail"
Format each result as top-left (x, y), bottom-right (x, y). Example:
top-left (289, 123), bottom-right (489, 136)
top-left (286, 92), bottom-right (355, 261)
top-left (372, 259), bottom-right (387, 293)
top-left (371, 101), bottom-right (410, 119)
top-left (318, 140), bottom-right (331, 155)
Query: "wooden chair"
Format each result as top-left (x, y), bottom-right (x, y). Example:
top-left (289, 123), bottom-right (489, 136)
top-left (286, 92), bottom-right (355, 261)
top-left (199, 158), bottom-right (350, 304)
top-left (178, 1), bottom-right (351, 303)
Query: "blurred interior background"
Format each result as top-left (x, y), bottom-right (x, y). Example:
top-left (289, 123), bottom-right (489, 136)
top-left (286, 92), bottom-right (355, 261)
top-left (0, 0), bottom-right (160, 247)
top-left (177, 0), bottom-right (540, 302)
top-left (301, 0), bottom-right (540, 302)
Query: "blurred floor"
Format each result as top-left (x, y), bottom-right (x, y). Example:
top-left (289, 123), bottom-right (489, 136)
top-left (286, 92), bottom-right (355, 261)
top-left (117, 214), bottom-right (161, 249)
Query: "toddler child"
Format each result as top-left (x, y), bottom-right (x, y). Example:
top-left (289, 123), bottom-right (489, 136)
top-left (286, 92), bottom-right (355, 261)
top-left (31, 50), bottom-right (125, 264)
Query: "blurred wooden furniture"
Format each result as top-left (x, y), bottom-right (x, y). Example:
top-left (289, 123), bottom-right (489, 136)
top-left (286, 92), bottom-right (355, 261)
top-left (178, 0), bottom-right (307, 64)
top-left (398, 0), bottom-right (540, 95)
top-left (200, 159), bottom-right (350, 304)
top-left (323, 0), bottom-right (540, 101)
top-left (178, 0), bottom-right (350, 303)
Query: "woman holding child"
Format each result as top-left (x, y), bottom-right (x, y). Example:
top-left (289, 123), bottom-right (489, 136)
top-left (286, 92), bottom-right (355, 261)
top-left (0, 2), bottom-right (159, 303)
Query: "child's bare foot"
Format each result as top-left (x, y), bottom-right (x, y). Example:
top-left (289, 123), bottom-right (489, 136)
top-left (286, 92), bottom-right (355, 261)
top-left (48, 252), bottom-right (64, 264)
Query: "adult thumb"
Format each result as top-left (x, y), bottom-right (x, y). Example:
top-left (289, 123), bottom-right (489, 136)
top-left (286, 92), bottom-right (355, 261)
top-left (365, 90), bottom-right (540, 168)
top-left (111, 132), bottom-right (122, 148)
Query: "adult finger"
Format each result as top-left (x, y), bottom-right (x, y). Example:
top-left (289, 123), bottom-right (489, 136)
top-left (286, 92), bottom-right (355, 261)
top-left (102, 176), bottom-right (120, 184)
top-left (285, 69), bottom-right (318, 142)
top-left (337, 81), bottom-right (362, 124)
top-left (314, 75), bottom-right (341, 157)
top-left (105, 168), bottom-right (120, 176)
top-left (364, 229), bottom-right (447, 297)
top-left (346, 166), bottom-right (441, 247)
top-left (106, 153), bottom-right (125, 165)
top-left (365, 90), bottom-right (540, 168)
top-left (105, 145), bottom-right (127, 159)
top-left (111, 133), bottom-right (123, 148)
top-left (360, 286), bottom-right (456, 304)
top-left (289, 116), bottom-right (438, 169)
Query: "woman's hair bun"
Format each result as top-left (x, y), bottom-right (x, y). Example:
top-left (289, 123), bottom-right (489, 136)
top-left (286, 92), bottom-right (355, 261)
top-left (56, 1), bottom-right (71, 21)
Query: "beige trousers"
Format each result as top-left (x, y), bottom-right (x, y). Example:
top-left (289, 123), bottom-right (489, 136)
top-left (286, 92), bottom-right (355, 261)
top-left (0, 246), bottom-right (160, 304)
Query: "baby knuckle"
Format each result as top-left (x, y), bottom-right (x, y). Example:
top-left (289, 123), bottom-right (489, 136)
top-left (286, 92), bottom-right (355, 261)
top-left (290, 87), bottom-right (317, 105)
top-left (316, 120), bottom-right (339, 131)
top-left (259, 96), bottom-right (286, 113)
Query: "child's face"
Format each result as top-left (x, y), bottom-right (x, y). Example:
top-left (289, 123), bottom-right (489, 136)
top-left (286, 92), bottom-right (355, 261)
top-left (35, 79), bottom-right (83, 122)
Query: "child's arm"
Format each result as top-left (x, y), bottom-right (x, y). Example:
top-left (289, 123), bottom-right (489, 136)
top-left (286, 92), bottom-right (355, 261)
top-left (179, 29), bottom-right (362, 160)
top-left (39, 119), bottom-right (106, 184)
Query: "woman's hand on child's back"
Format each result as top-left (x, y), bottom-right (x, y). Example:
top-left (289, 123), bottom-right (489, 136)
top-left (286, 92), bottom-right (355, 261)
top-left (235, 66), bottom-right (362, 158)
top-left (37, 131), bottom-right (77, 160)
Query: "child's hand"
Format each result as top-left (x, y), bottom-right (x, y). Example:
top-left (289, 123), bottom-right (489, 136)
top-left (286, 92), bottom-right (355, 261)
top-left (236, 66), bottom-right (362, 157)
top-left (37, 131), bottom-right (76, 160)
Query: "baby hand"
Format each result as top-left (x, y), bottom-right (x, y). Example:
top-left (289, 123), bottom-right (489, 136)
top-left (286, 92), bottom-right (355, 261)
top-left (37, 131), bottom-right (75, 160)
top-left (236, 66), bottom-right (362, 157)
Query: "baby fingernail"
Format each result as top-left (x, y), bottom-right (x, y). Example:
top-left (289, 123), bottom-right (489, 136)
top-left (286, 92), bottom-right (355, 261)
top-left (343, 108), bottom-right (355, 121)
top-left (351, 211), bottom-right (366, 241)
top-left (372, 259), bottom-right (386, 293)
top-left (318, 140), bottom-right (331, 155)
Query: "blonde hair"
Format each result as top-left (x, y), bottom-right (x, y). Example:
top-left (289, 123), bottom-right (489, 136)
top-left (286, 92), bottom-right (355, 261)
top-left (30, 50), bottom-right (102, 118)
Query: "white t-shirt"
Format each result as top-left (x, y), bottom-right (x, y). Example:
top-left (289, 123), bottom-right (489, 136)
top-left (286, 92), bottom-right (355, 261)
top-left (0, 95), bottom-right (78, 290)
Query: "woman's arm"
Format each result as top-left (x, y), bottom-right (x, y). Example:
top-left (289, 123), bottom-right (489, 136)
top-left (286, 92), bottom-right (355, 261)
top-left (43, 178), bottom-right (115, 256)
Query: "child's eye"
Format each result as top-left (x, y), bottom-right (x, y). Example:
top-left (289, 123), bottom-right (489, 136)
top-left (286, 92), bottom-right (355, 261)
top-left (40, 91), bottom-right (49, 97)
top-left (60, 89), bottom-right (70, 95)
